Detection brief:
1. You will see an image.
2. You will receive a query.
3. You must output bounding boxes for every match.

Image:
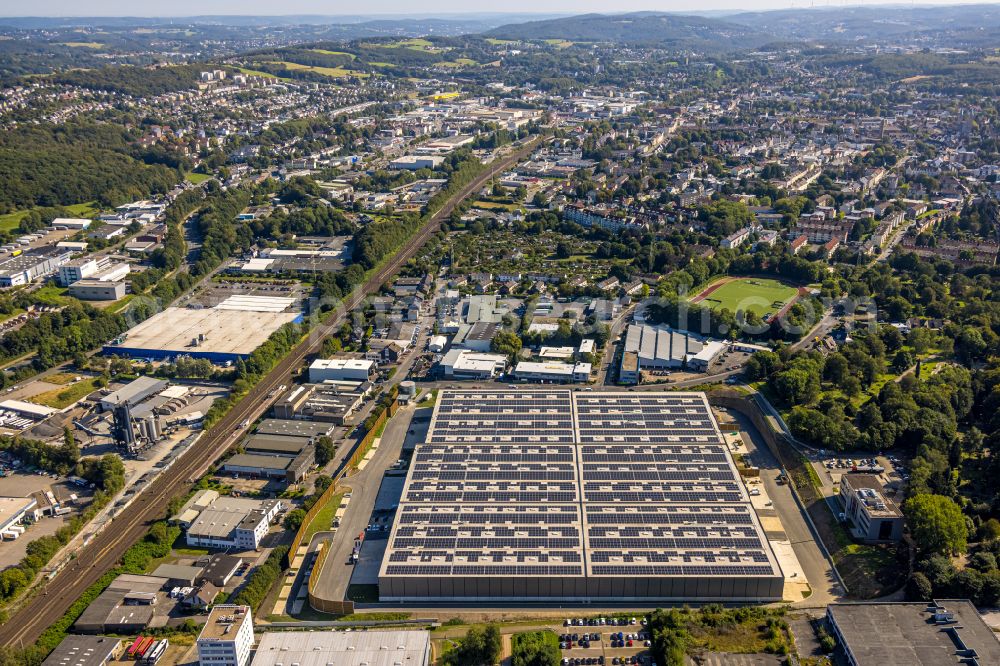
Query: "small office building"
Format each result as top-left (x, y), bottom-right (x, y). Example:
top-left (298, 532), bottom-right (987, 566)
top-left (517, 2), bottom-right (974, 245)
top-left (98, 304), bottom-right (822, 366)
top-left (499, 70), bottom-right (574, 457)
top-left (197, 605), bottom-right (253, 666)
top-left (839, 474), bottom-right (904, 543)
top-left (438, 349), bottom-right (507, 379)
top-left (68, 280), bottom-right (127, 301)
top-left (184, 498), bottom-right (282, 550)
top-left (308, 358), bottom-right (374, 383)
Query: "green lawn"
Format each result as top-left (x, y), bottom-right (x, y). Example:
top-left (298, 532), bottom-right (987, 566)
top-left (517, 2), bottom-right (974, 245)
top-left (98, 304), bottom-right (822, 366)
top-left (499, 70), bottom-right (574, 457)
top-left (235, 66), bottom-right (287, 81)
top-left (472, 200), bottom-right (520, 211)
top-left (185, 172), bottom-right (212, 184)
top-left (694, 277), bottom-right (799, 318)
top-left (32, 284), bottom-right (73, 306)
top-left (275, 61), bottom-right (369, 79)
top-left (28, 377), bottom-right (102, 409)
top-left (310, 49), bottom-right (356, 59)
top-left (0, 201), bottom-right (98, 233)
top-left (435, 58), bottom-right (478, 68)
top-left (301, 492), bottom-right (344, 544)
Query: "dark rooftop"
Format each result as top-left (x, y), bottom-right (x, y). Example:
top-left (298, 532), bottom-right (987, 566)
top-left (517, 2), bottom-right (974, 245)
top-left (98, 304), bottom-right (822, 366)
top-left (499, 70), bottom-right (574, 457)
top-left (828, 600), bottom-right (1000, 666)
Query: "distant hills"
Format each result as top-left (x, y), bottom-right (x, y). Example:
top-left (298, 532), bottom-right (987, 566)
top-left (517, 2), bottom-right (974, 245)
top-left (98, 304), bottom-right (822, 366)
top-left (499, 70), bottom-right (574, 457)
top-left (727, 4), bottom-right (1000, 43)
top-left (6, 5), bottom-right (1000, 53)
top-left (485, 12), bottom-right (770, 50)
top-left (485, 5), bottom-right (1000, 49)
top-left (0, 14), bottom-right (563, 37)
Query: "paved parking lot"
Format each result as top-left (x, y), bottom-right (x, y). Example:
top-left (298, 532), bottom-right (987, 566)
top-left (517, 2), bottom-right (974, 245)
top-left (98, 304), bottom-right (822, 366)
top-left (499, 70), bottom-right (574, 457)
top-left (557, 621), bottom-right (654, 666)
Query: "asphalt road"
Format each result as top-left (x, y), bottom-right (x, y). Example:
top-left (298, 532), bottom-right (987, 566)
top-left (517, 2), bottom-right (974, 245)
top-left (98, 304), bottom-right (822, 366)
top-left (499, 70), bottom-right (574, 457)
top-left (310, 401), bottom-right (423, 603)
top-left (0, 136), bottom-right (549, 650)
top-left (732, 411), bottom-right (843, 607)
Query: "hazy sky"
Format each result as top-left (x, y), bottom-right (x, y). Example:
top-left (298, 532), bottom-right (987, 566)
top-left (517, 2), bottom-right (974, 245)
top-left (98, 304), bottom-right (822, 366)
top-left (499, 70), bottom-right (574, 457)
top-left (3, 0), bottom-right (992, 17)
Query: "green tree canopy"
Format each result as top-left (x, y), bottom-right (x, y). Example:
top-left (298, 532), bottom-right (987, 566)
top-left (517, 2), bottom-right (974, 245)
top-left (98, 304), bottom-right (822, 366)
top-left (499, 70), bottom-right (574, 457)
top-left (905, 493), bottom-right (967, 555)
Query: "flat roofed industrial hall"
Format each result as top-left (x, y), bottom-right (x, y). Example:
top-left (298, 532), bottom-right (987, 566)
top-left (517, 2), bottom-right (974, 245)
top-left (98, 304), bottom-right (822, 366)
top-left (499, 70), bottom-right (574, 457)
top-left (378, 390), bottom-right (783, 602)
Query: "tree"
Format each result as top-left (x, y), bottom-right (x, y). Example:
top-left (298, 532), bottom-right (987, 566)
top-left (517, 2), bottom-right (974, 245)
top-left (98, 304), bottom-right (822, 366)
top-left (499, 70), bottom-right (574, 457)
top-left (892, 349), bottom-right (915, 374)
top-left (283, 508), bottom-right (307, 532)
top-left (491, 331), bottom-right (522, 359)
top-left (744, 350), bottom-right (781, 381)
top-left (980, 518), bottom-right (1000, 542)
top-left (908, 327), bottom-right (934, 356)
top-left (955, 327), bottom-right (988, 366)
top-left (771, 367), bottom-right (819, 405)
top-left (445, 624), bottom-right (502, 666)
top-left (905, 494), bottom-right (967, 555)
top-left (62, 426), bottom-right (80, 464)
top-left (906, 572), bottom-right (933, 601)
top-left (823, 353), bottom-right (850, 386)
top-left (315, 436), bottom-right (336, 467)
top-left (510, 631), bottom-right (559, 666)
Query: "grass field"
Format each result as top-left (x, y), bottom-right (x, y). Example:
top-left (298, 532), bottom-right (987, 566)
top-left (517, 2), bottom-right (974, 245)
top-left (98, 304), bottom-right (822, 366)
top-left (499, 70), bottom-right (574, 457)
top-left (0, 201), bottom-right (99, 233)
top-left (235, 66), bottom-right (284, 80)
top-left (29, 377), bottom-right (102, 409)
top-left (274, 61), bottom-right (369, 79)
top-left (59, 42), bottom-right (104, 48)
top-left (310, 49), bottom-right (356, 59)
top-left (692, 277), bottom-right (799, 318)
top-left (386, 38), bottom-right (445, 52)
top-left (32, 284), bottom-right (73, 306)
top-left (472, 200), bottom-right (520, 211)
top-left (434, 58), bottom-right (478, 68)
top-left (184, 172), bottom-right (212, 184)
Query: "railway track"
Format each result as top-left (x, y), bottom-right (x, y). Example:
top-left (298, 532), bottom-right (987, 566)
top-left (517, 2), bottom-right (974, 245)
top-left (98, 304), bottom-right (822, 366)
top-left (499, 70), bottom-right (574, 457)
top-left (0, 136), bottom-right (546, 649)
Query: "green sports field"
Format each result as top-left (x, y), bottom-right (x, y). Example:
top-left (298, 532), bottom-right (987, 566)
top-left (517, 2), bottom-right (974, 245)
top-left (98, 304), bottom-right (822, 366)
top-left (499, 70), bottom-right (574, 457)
top-left (692, 277), bottom-right (799, 318)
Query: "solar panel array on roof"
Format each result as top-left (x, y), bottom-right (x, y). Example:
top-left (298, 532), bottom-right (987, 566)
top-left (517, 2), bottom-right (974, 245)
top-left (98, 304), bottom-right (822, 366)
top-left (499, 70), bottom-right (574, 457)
top-left (378, 390), bottom-right (783, 602)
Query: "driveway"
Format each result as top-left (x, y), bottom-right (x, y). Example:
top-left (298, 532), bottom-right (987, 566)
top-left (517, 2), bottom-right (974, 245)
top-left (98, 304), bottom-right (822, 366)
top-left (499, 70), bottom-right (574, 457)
top-left (728, 409), bottom-right (844, 607)
top-left (310, 401), bottom-right (424, 604)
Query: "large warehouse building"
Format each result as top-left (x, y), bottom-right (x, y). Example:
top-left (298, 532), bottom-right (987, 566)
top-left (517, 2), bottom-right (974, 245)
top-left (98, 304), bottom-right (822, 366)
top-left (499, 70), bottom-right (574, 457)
top-left (378, 389), bottom-right (784, 602)
top-left (103, 295), bottom-right (302, 364)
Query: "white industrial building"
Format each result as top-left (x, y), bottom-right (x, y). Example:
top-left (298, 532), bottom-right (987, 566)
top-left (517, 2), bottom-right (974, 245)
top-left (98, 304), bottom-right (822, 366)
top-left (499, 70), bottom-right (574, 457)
top-left (308, 358), bottom-right (374, 383)
top-left (184, 496), bottom-right (282, 550)
top-left (0, 496), bottom-right (38, 540)
top-left (104, 295), bottom-right (302, 364)
top-left (512, 361), bottom-right (591, 383)
top-left (0, 247), bottom-right (73, 287)
top-left (619, 324), bottom-right (725, 382)
top-left (58, 257), bottom-right (129, 287)
top-left (388, 155), bottom-right (445, 171)
top-left (0, 399), bottom-right (57, 420)
top-left (428, 335), bottom-right (448, 353)
top-left (538, 346), bottom-right (576, 360)
top-left (49, 218), bottom-right (92, 230)
top-left (197, 605), bottom-right (254, 666)
top-left (250, 631), bottom-right (430, 666)
top-left (68, 279), bottom-right (128, 301)
top-left (439, 349), bottom-right (507, 379)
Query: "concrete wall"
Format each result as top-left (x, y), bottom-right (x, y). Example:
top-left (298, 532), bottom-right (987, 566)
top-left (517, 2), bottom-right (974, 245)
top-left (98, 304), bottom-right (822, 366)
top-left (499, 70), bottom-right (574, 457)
top-left (378, 574), bottom-right (783, 603)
